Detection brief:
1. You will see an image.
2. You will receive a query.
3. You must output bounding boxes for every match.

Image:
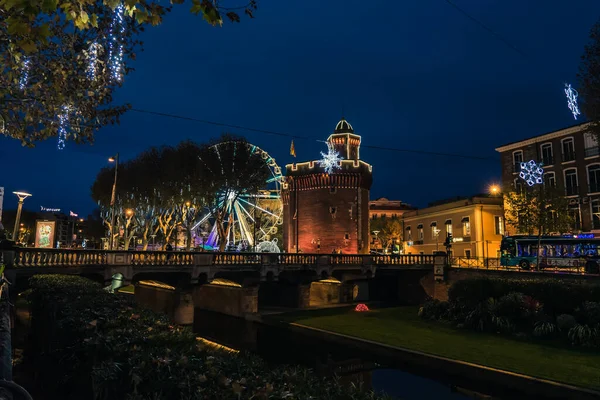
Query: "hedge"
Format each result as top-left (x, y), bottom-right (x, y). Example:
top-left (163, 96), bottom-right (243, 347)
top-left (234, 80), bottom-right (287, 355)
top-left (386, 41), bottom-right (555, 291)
top-left (23, 275), bottom-right (391, 400)
top-left (448, 277), bottom-right (600, 316)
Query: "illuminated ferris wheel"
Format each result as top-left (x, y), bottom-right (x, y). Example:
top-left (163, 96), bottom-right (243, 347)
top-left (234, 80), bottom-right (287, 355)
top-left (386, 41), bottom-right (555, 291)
top-left (191, 142), bottom-right (284, 251)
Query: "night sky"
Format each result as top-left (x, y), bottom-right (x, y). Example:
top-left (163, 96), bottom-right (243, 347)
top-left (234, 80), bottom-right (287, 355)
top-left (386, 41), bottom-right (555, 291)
top-left (1, 1), bottom-right (600, 216)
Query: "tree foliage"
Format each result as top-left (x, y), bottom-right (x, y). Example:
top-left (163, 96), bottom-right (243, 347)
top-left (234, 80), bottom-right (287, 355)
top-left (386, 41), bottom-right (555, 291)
top-left (370, 216), bottom-right (402, 250)
top-left (1, 0), bottom-right (257, 145)
top-left (578, 17), bottom-right (600, 138)
top-left (91, 135), bottom-right (270, 251)
top-left (504, 186), bottom-right (573, 236)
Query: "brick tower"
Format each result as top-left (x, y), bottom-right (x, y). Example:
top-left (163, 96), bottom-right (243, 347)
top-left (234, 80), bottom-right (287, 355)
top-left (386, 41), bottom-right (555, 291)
top-left (282, 118), bottom-right (373, 254)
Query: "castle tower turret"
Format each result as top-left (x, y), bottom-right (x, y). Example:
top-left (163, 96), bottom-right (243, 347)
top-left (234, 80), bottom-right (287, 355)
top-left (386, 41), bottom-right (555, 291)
top-left (282, 118), bottom-right (372, 254)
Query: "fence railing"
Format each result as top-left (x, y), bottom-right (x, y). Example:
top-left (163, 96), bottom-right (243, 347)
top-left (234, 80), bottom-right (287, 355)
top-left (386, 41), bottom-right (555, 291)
top-left (449, 256), bottom-right (501, 269)
top-left (13, 248), bottom-right (108, 267)
top-left (5, 248), bottom-right (437, 269)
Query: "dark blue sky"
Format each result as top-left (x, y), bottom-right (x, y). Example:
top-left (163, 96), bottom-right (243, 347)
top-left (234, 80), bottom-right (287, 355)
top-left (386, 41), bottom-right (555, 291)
top-left (2, 0), bottom-right (600, 216)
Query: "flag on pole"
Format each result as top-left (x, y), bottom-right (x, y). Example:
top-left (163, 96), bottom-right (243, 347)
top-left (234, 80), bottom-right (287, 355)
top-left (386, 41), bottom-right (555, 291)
top-left (290, 140), bottom-right (296, 157)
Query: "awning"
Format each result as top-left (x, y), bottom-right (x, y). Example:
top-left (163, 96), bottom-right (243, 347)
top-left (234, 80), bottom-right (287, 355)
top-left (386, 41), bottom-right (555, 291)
top-left (417, 224), bottom-right (423, 229)
top-left (445, 219), bottom-right (452, 225)
top-left (430, 222), bottom-right (437, 227)
top-left (461, 217), bottom-right (470, 223)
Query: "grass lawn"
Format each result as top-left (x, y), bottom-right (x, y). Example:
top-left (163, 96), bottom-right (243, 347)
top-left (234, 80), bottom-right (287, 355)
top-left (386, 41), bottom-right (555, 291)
top-left (270, 306), bottom-right (600, 390)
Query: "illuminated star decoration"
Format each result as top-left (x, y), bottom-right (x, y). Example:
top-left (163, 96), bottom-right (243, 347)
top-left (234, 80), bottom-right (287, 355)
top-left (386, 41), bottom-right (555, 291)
top-left (86, 42), bottom-right (101, 81)
top-left (108, 4), bottom-right (125, 82)
top-left (519, 160), bottom-right (544, 186)
top-left (19, 57), bottom-right (30, 90)
top-left (564, 83), bottom-right (581, 120)
top-left (319, 142), bottom-right (343, 174)
top-left (57, 105), bottom-right (71, 150)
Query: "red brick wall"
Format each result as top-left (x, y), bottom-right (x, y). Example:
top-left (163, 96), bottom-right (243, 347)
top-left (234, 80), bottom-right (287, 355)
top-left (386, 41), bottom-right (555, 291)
top-left (284, 186), bottom-right (370, 254)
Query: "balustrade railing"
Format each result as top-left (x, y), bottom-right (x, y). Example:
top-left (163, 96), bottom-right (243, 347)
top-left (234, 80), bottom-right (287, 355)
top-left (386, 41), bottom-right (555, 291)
top-left (130, 251), bottom-right (194, 266)
top-left (277, 253), bottom-right (318, 265)
top-left (13, 248), bottom-right (108, 267)
top-left (3, 248), bottom-right (440, 269)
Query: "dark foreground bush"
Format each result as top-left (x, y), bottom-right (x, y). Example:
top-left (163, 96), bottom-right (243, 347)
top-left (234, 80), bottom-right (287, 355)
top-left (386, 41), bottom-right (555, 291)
top-left (423, 277), bottom-right (600, 348)
top-left (25, 275), bottom-right (390, 400)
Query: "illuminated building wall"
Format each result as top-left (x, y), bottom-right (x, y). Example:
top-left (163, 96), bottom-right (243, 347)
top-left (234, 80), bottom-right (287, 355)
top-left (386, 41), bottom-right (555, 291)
top-left (283, 119), bottom-right (373, 254)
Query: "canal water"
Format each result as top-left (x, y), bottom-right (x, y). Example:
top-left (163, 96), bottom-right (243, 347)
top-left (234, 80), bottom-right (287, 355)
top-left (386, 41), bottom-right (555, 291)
top-left (193, 309), bottom-right (494, 400)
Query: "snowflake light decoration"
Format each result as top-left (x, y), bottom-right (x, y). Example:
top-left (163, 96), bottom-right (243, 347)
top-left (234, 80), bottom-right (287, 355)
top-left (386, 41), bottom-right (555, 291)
top-left (319, 142), bottom-right (343, 174)
top-left (519, 160), bottom-right (543, 187)
top-left (19, 57), bottom-right (30, 90)
top-left (108, 4), bottom-right (125, 82)
top-left (564, 83), bottom-right (581, 120)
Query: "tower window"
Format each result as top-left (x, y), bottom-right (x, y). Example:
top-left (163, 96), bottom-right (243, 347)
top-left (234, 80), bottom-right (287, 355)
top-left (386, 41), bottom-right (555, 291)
top-left (344, 233), bottom-right (350, 240)
top-left (329, 207), bottom-right (337, 215)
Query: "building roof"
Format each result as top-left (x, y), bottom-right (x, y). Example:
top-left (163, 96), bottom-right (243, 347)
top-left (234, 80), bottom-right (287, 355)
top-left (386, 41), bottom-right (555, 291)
top-left (495, 121), bottom-right (591, 153)
top-left (334, 118), bottom-right (354, 133)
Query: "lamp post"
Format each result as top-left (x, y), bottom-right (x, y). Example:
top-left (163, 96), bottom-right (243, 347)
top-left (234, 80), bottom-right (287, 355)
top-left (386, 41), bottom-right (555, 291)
top-left (108, 153), bottom-right (119, 250)
top-left (12, 191), bottom-right (32, 242)
top-left (150, 234), bottom-right (157, 250)
top-left (372, 230), bottom-right (380, 252)
top-left (201, 231), bottom-right (208, 252)
top-left (434, 227), bottom-right (441, 252)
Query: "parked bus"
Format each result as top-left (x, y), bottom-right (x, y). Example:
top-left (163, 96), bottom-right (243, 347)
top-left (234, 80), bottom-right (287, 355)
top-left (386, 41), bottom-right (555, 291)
top-left (500, 235), bottom-right (600, 273)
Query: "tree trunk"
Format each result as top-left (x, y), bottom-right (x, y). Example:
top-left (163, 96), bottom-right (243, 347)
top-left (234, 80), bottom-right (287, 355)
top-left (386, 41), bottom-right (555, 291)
top-left (185, 228), bottom-right (192, 250)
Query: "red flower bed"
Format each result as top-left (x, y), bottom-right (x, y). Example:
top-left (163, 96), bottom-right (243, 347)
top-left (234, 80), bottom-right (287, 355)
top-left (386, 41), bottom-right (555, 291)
top-left (355, 303), bottom-right (369, 312)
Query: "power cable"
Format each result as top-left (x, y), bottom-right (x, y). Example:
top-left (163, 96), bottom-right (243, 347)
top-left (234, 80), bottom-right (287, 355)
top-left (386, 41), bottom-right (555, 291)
top-left (130, 108), bottom-right (497, 161)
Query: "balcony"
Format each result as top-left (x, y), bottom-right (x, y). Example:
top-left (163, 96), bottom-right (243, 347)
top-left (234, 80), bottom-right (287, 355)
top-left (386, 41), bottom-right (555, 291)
top-left (566, 185), bottom-right (579, 196)
top-left (541, 156), bottom-right (553, 165)
top-left (585, 147), bottom-right (600, 158)
top-left (562, 151), bottom-right (576, 162)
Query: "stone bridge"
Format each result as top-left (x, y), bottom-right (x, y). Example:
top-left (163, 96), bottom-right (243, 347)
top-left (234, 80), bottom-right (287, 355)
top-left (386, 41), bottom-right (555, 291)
top-left (0, 248), bottom-right (438, 320)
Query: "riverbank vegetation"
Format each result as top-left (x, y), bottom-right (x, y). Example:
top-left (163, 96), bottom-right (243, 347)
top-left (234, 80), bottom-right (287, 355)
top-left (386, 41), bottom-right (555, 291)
top-left (272, 305), bottom-right (600, 390)
top-left (421, 277), bottom-right (600, 348)
top-left (20, 275), bottom-right (390, 399)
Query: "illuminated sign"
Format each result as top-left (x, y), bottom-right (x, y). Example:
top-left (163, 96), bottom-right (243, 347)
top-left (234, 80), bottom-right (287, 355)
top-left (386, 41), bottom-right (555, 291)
top-left (565, 233), bottom-right (595, 239)
top-left (41, 206), bottom-right (61, 212)
top-left (452, 237), bottom-right (464, 243)
top-left (35, 220), bottom-right (56, 248)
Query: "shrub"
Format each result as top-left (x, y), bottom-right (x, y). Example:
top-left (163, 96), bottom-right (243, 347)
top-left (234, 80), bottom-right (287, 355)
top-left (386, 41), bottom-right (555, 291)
top-left (533, 321), bottom-right (557, 338)
top-left (464, 298), bottom-right (497, 332)
top-left (25, 274), bottom-right (391, 400)
top-left (568, 324), bottom-right (599, 347)
top-left (576, 302), bottom-right (600, 326)
top-left (556, 314), bottom-right (577, 332)
top-left (448, 277), bottom-right (600, 316)
top-left (418, 299), bottom-right (449, 320)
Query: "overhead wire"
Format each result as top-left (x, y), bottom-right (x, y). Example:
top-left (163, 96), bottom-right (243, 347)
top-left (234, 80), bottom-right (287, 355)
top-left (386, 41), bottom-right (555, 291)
top-left (130, 108), bottom-right (496, 161)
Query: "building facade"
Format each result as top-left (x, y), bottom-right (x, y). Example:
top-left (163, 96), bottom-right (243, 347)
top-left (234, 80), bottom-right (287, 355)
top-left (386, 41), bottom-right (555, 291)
top-left (282, 118), bottom-right (373, 254)
top-left (369, 198), bottom-right (414, 220)
top-left (401, 195), bottom-right (504, 258)
top-left (496, 122), bottom-right (600, 234)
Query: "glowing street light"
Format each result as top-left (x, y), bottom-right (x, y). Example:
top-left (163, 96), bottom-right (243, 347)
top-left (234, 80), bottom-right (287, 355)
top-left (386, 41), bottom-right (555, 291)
top-left (12, 191), bottom-right (32, 242)
top-left (489, 185), bottom-right (500, 196)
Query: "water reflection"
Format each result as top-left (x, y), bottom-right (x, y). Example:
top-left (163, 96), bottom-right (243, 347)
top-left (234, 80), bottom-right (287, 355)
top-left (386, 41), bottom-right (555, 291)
top-left (193, 309), bottom-right (470, 400)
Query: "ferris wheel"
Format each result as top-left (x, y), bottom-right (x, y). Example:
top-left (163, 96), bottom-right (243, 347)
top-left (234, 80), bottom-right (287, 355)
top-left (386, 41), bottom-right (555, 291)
top-left (191, 142), bottom-right (284, 251)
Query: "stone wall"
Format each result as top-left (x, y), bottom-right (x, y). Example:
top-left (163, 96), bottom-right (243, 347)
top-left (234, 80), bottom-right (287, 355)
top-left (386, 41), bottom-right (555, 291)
top-left (134, 284), bottom-right (194, 325)
top-left (192, 284), bottom-right (258, 317)
top-left (308, 282), bottom-right (355, 307)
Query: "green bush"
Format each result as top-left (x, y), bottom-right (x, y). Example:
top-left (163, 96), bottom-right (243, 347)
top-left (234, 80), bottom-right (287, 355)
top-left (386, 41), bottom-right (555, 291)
top-left (448, 277), bottom-right (600, 316)
top-left (418, 299), bottom-right (449, 320)
top-left (24, 274), bottom-right (391, 400)
top-left (556, 314), bottom-right (577, 332)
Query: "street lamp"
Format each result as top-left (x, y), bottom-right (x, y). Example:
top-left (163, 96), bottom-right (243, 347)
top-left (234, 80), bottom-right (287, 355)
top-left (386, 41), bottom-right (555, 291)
top-left (108, 153), bottom-right (119, 249)
top-left (150, 234), bottom-right (157, 250)
top-left (12, 191), bottom-right (32, 242)
top-left (489, 184), bottom-right (500, 196)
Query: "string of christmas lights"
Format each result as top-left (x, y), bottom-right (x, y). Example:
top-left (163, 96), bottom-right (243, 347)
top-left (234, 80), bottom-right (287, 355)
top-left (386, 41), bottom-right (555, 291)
top-left (57, 105), bottom-right (71, 150)
top-left (564, 83), bottom-right (581, 120)
top-left (19, 57), bottom-right (30, 90)
top-left (86, 42), bottom-right (101, 81)
top-left (108, 4), bottom-right (125, 82)
top-left (318, 142), bottom-right (343, 174)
